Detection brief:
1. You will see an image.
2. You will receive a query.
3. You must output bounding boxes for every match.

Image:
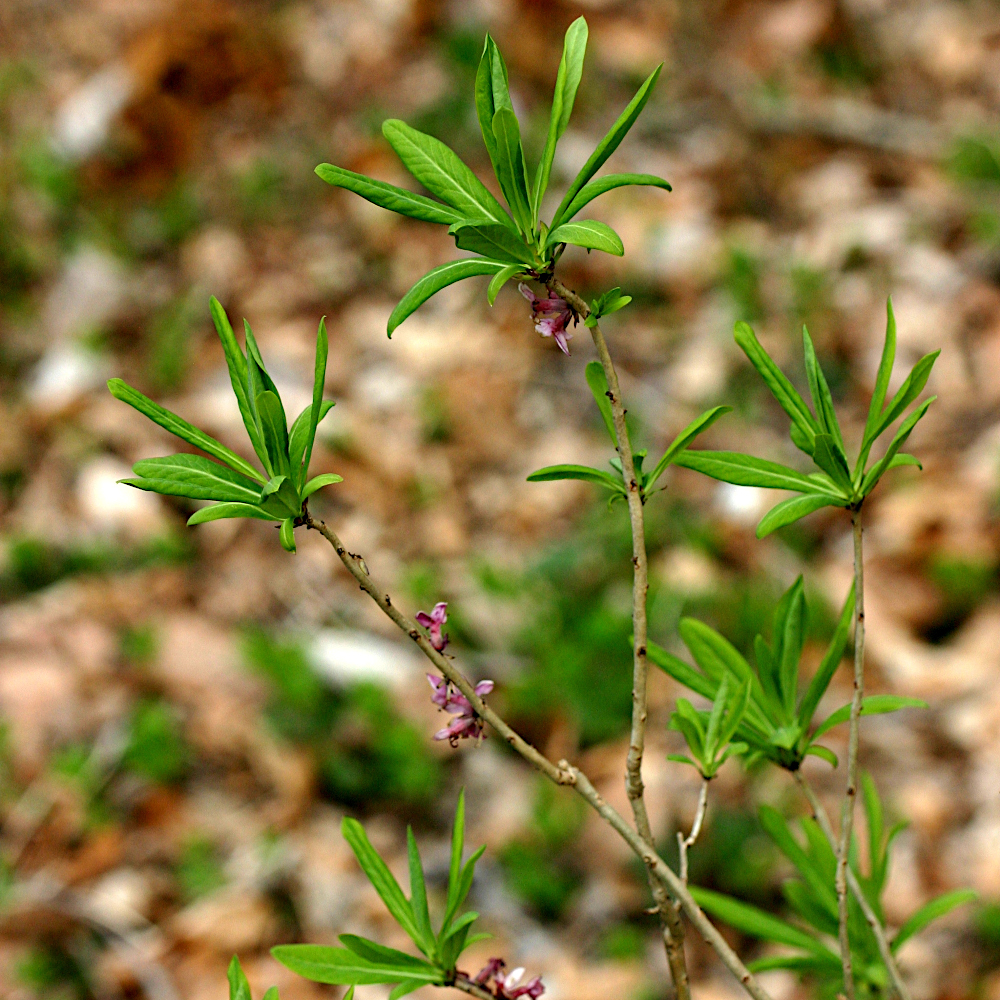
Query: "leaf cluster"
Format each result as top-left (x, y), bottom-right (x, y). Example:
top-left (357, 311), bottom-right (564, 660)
top-left (649, 578), bottom-right (925, 771)
top-left (527, 361), bottom-right (730, 503)
top-left (315, 18), bottom-right (670, 335)
top-left (273, 791), bottom-right (488, 998)
top-left (693, 779), bottom-right (975, 996)
top-left (675, 302), bottom-right (938, 537)
top-left (668, 674), bottom-right (750, 779)
top-left (110, 298), bottom-right (341, 552)
top-left (229, 955), bottom-right (279, 1000)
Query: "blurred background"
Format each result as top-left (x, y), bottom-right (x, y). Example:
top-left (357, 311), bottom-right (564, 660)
top-left (1, 0), bottom-right (999, 997)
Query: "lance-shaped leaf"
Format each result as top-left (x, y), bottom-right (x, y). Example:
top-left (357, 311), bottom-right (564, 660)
top-left (775, 577), bottom-right (806, 719)
top-left (865, 349), bottom-right (940, 447)
top-left (280, 518), bottom-right (296, 553)
top-left (259, 475), bottom-right (302, 520)
top-left (674, 449), bottom-right (833, 493)
top-left (449, 221), bottom-right (537, 265)
top-left (756, 492), bottom-right (842, 538)
top-left (559, 172), bottom-right (671, 223)
top-left (302, 472), bottom-right (343, 499)
top-left (526, 464), bottom-right (627, 495)
top-left (229, 956), bottom-right (252, 1000)
top-left (383, 119), bottom-right (510, 226)
top-left (856, 298), bottom-right (896, 474)
top-left (289, 400), bottom-right (336, 485)
top-left (759, 806), bottom-right (839, 916)
top-left (188, 502), bottom-right (278, 525)
top-left (124, 454), bottom-right (265, 504)
top-left (859, 397), bottom-right (935, 496)
top-left (809, 695), bottom-right (928, 744)
top-left (209, 298), bottom-right (268, 470)
top-left (108, 379), bottom-right (263, 484)
top-left (545, 219), bottom-right (624, 256)
top-left (341, 817), bottom-right (422, 946)
top-left (584, 360), bottom-right (617, 444)
top-left (551, 63), bottom-right (663, 230)
top-left (533, 16), bottom-right (588, 218)
top-left (256, 390), bottom-right (291, 479)
top-left (733, 322), bottom-right (818, 455)
top-left (810, 434), bottom-right (853, 496)
top-left (315, 164), bottom-right (462, 225)
top-left (406, 828), bottom-right (434, 958)
top-left (796, 583), bottom-right (854, 730)
top-left (388, 258), bottom-right (508, 335)
top-left (271, 944), bottom-right (444, 987)
top-left (475, 35), bottom-right (513, 182)
top-left (645, 406), bottom-right (732, 490)
top-left (487, 263), bottom-right (524, 305)
top-left (802, 327), bottom-right (845, 454)
top-left (891, 890), bottom-right (976, 953)
top-left (294, 317), bottom-right (329, 489)
top-left (491, 108), bottom-right (532, 235)
top-left (647, 641), bottom-right (717, 701)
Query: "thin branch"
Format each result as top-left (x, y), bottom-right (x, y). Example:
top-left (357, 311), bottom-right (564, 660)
top-left (837, 510), bottom-right (867, 1000)
top-left (678, 779), bottom-right (709, 883)
top-left (451, 975), bottom-right (499, 1000)
top-left (793, 772), bottom-right (911, 1000)
top-left (302, 513), bottom-right (774, 1000)
top-left (544, 277), bottom-right (691, 1000)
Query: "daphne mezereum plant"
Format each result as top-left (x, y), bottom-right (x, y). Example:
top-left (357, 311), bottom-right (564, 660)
top-left (108, 18), bottom-right (972, 1000)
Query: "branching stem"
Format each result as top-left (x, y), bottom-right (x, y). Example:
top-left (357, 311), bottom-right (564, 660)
top-left (678, 779), bottom-right (709, 883)
top-left (837, 509), bottom-right (866, 999)
top-left (546, 276), bottom-right (690, 999)
top-left (793, 772), bottom-right (910, 1000)
top-left (302, 511), bottom-right (774, 1000)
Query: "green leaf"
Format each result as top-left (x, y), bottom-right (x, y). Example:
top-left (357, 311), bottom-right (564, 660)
top-left (805, 744), bottom-right (838, 767)
top-left (797, 583), bottom-right (854, 730)
top-left (442, 846), bottom-right (485, 937)
top-left (444, 790), bottom-right (466, 934)
top-left (533, 16), bottom-right (588, 220)
top-left (389, 982), bottom-right (425, 1000)
top-left (289, 400), bottom-right (336, 483)
top-left (341, 817), bottom-right (422, 946)
top-left (860, 397), bottom-right (935, 496)
top-left (526, 464), bottom-right (627, 494)
top-left (866, 349), bottom-right (940, 446)
top-left (388, 258), bottom-right (508, 336)
top-left (861, 771), bottom-right (883, 888)
top-left (704, 676), bottom-right (731, 759)
top-left (748, 954), bottom-right (841, 974)
top-left (108, 378), bottom-right (264, 484)
top-left (491, 108), bottom-right (532, 234)
top-left (440, 909), bottom-right (479, 942)
top-left (857, 298), bottom-right (897, 474)
top-left (262, 989), bottom-right (279, 1000)
top-left (280, 518), bottom-right (296, 553)
top-left (646, 640), bottom-right (717, 701)
top-left (256, 390), bottom-right (291, 479)
top-left (383, 119), bottom-right (510, 226)
top-left (691, 887), bottom-right (835, 957)
top-left (802, 326), bottom-right (845, 454)
top-left (584, 360), bottom-right (617, 445)
top-left (892, 890), bottom-right (976, 952)
top-left (886, 453), bottom-right (922, 471)
top-left (449, 221), bottom-right (536, 265)
top-left (546, 219), bottom-right (623, 256)
top-left (487, 264), bottom-right (524, 305)
top-left (297, 317), bottom-right (329, 489)
top-left (339, 936), bottom-right (436, 972)
top-left (407, 828), bottom-right (434, 957)
top-left (127, 454), bottom-right (264, 504)
top-left (229, 955), bottom-right (252, 1000)
top-left (733, 322), bottom-right (818, 454)
top-left (674, 449), bottom-right (833, 494)
top-left (259, 475), bottom-right (302, 520)
top-left (302, 472), bottom-right (344, 499)
top-left (757, 493), bottom-right (839, 538)
top-left (209, 297), bottom-right (269, 471)
top-left (560, 173), bottom-right (671, 223)
top-left (551, 63), bottom-right (663, 230)
top-left (271, 944), bottom-right (443, 986)
top-left (645, 406), bottom-right (732, 489)
top-left (811, 434), bottom-right (853, 497)
top-left (776, 577), bottom-right (806, 720)
top-left (187, 502), bottom-right (279, 525)
top-left (758, 806), bottom-right (838, 915)
top-left (475, 36), bottom-right (512, 183)
top-left (315, 163), bottom-right (462, 225)
top-left (810, 695), bottom-right (928, 742)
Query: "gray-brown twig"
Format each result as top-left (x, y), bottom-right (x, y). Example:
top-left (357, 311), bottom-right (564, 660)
top-left (678, 779), bottom-right (709, 884)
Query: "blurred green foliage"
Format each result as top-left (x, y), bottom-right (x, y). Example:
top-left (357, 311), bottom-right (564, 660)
top-left (176, 835), bottom-right (228, 902)
top-left (146, 292), bottom-right (200, 391)
top-left (50, 744), bottom-right (112, 829)
top-left (123, 699), bottom-right (190, 785)
top-left (16, 943), bottom-right (92, 1000)
top-left (725, 247), bottom-right (764, 322)
top-left (597, 921), bottom-right (648, 961)
top-left (500, 781), bottom-right (585, 921)
top-left (242, 630), bottom-right (442, 810)
top-left (0, 534), bottom-right (190, 599)
top-left (924, 555), bottom-right (998, 644)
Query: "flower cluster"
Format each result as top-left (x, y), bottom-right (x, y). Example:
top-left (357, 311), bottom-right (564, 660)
top-left (472, 958), bottom-right (544, 999)
top-left (416, 601), bottom-right (449, 652)
top-left (519, 283), bottom-right (575, 355)
top-left (427, 674), bottom-right (494, 744)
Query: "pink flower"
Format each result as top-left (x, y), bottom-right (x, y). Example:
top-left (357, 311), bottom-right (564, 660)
top-left (469, 958), bottom-right (545, 999)
top-left (519, 282), bottom-right (574, 355)
top-left (428, 677), bottom-right (495, 746)
top-left (416, 601), bottom-right (449, 652)
top-left (473, 958), bottom-right (505, 985)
